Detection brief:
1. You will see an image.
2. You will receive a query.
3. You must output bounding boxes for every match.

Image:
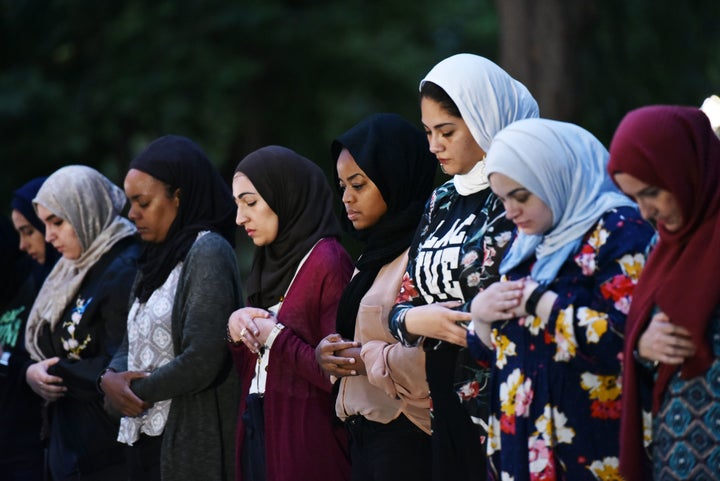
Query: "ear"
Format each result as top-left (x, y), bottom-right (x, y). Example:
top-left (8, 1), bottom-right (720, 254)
top-left (173, 188), bottom-right (181, 208)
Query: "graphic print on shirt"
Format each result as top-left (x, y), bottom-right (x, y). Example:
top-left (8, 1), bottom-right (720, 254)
top-left (0, 306), bottom-right (26, 348)
top-left (415, 214), bottom-right (477, 303)
top-left (62, 296), bottom-right (93, 359)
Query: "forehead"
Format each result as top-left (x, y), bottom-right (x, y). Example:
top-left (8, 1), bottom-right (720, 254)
top-left (232, 173), bottom-right (258, 196)
top-left (124, 168), bottom-right (165, 193)
top-left (489, 172), bottom-right (524, 192)
top-left (613, 172), bottom-right (650, 194)
top-left (420, 97), bottom-right (457, 124)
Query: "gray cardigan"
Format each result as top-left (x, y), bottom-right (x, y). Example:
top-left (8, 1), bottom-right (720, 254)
top-left (110, 232), bottom-right (242, 481)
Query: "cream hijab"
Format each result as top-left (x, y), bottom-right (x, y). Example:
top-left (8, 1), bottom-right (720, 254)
top-left (25, 165), bottom-right (136, 361)
top-left (420, 53), bottom-right (539, 195)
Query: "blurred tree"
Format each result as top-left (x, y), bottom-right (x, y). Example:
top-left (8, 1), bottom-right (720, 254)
top-left (1, 0), bottom-right (718, 270)
top-left (0, 0), bottom-right (496, 269)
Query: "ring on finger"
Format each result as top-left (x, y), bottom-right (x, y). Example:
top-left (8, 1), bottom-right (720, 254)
top-left (240, 327), bottom-right (248, 338)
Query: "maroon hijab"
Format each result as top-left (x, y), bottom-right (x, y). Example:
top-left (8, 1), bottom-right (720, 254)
top-left (608, 105), bottom-right (720, 479)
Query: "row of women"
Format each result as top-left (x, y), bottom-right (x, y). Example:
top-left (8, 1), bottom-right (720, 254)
top-left (0, 53), bottom-right (718, 481)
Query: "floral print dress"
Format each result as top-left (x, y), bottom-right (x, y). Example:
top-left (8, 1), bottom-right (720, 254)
top-left (389, 180), bottom-right (514, 479)
top-left (468, 207), bottom-right (655, 481)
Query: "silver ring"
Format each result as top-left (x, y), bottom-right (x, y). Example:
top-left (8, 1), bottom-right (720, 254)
top-left (240, 327), bottom-right (248, 338)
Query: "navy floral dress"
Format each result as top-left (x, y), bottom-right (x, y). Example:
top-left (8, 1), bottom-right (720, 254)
top-left (389, 180), bottom-right (514, 480)
top-left (468, 207), bottom-right (654, 481)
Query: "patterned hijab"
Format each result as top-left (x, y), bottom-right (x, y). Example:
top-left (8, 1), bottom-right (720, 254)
top-left (420, 53), bottom-right (539, 195)
top-left (129, 135), bottom-right (236, 302)
top-left (609, 105), bottom-right (720, 480)
top-left (25, 165), bottom-right (136, 361)
top-left (236, 146), bottom-right (342, 309)
top-left (11, 176), bottom-right (62, 277)
top-left (331, 113), bottom-right (437, 339)
top-left (486, 118), bottom-right (635, 283)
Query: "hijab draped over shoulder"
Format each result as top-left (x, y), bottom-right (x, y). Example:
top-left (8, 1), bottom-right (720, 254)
top-left (609, 105), bottom-right (720, 395)
top-left (11, 176), bottom-right (62, 279)
top-left (237, 146), bottom-right (342, 310)
top-left (25, 165), bottom-right (136, 361)
top-left (129, 134), bottom-right (236, 303)
top-left (608, 105), bottom-right (720, 480)
top-left (331, 113), bottom-right (437, 339)
top-left (421, 53), bottom-right (539, 195)
top-left (486, 118), bottom-right (635, 283)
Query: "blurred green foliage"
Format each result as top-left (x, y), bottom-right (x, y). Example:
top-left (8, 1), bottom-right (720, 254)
top-left (1, 0), bottom-right (718, 271)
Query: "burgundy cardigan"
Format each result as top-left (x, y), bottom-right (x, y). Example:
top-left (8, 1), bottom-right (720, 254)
top-left (230, 238), bottom-right (353, 481)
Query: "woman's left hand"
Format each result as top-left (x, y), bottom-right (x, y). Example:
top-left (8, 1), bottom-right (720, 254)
top-left (228, 307), bottom-right (276, 354)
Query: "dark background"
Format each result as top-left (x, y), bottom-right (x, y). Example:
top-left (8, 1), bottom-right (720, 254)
top-left (2, 0), bottom-right (719, 272)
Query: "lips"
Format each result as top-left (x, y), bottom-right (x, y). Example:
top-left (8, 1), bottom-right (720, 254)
top-left (245, 229), bottom-right (255, 237)
top-left (346, 210), bottom-right (360, 221)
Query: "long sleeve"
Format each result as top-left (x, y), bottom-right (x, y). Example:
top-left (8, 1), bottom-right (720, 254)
top-left (268, 238), bottom-right (353, 393)
top-left (48, 242), bottom-right (139, 401)
top-left (130, 233), bottom-right (242, 402)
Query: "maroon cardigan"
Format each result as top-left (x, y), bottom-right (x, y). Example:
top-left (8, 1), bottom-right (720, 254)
top-left (230, 238), bottom-right (353, 481)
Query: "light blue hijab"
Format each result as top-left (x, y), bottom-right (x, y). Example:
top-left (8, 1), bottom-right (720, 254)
top-left (485, 118), bottom-right (636, 283)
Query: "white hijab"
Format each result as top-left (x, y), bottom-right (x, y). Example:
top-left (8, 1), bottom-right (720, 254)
top-left (25, 165), bottom-right (136, 361)
top-left (485, 118), bottom-right (636, 283)
top-left (420, 53), bottom-right (539, 195)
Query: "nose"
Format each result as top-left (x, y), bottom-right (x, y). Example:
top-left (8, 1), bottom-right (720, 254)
top-left (636, 199), bottom-right (654, 222)
top-left (504, 202), bottom-right (520, 221)
top-left (341, 188), bottom-right (353, 204)
top-left (127, 204), bottom-right (138, 222)
top-left (428, 132), bottom-right (443, 154)
top-left (45, 228), bottom-right (54, 243)
top-left (235, 207), bottom-right (247, 226)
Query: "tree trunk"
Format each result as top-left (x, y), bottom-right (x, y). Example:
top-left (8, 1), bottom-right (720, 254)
top-left (496, 0), bottom-right (597, 122)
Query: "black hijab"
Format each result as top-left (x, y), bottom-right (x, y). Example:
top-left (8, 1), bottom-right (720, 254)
top-left (236, 146), bottom-right (341, 309)
top-left (0, 216), bottom-right (30, 307)
top-left (331, 113), bottom-right (437, 339)
top-left (130, 135), bottom-right (236, 302)
top-left (11, 176), bottom-right (62, 278)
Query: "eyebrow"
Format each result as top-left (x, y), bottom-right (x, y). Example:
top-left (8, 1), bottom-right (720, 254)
top-left (423, 121), bottom-right (456, 130)
top-left (343, 173), bottom-right (365, 182)
top-left (507, 187), bottom-right (530, 197)
top-left (43, 213), bottom-right (59, 223)
top-left (236, 191), bottom-right (256, 200)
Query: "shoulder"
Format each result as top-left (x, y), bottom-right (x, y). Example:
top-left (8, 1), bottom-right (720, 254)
top-left (103, 236), bottom-right (141, 275)
top-left (308, 237), bottom-right (351, 263)
top-left (185, 232), bottom-right (236, 263)
top-left (590, 206), bottom-right (655, 257)
top-left (597, 206), bottom-right (654, 240)
top-left (303, 238), bottom-right (353, 278)
top-left (182, 232), bottom-right (239, 279)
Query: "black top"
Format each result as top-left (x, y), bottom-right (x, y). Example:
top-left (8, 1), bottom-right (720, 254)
top-left (38, 236), bottom-right (140, 480)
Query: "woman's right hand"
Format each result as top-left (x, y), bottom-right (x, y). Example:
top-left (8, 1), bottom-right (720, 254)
top-left (638, 311), bottom-right (696, 365)
top-left (470, 280), bottom-right (525, 323)
top-left (404, 301), bottom-right (472, 347)
top-left (315, 333), bottom-right (361, 378)
top-left (100, 370), bottom-right (152, 417)
top-left (25, 357), bottom-right (66, 402)
top-left (228, 307), bottom-right (273, 354)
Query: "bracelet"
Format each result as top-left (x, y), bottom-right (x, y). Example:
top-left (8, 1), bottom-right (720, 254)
top-left (525, 284), bottom-right (550, 316)
top-left (227, 325), bottom-right (242, 346)
top-left (97, 367), bottom-right (115, 393)
top-left (633, 349), bottom-right (659, 370)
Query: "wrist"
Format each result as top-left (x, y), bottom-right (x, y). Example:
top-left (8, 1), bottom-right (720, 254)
top-left (633, 348), bottom-right (659, 370)
top-left (525, 283), bottom-right (550, 316)
top-left (97, 367), bottom-right (116, 393)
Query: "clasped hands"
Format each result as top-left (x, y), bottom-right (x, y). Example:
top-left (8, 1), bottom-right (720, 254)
top-left (637, 311), bottom-right (696, 366)
top-left (315, 334), bottom-right (364, 378)
top-left (25, 357), bottom-right (67, 402)
top-left (228, 307), bottom-right (280, 355)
